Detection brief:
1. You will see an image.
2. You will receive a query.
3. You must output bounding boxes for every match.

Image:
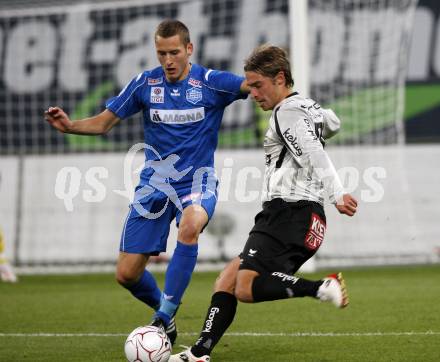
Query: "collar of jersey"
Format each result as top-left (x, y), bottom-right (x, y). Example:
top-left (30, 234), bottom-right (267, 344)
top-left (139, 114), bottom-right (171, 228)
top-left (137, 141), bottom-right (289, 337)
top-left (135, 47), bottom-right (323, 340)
top-left (286, 91), bottom-right (299, 99)
top-left (273, 91), bottom-right (299, 110)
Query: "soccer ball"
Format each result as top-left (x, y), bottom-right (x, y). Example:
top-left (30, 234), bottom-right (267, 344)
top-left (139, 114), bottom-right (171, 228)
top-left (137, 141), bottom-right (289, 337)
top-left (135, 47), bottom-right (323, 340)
top-left (124, 326), bottom-right (171, 362)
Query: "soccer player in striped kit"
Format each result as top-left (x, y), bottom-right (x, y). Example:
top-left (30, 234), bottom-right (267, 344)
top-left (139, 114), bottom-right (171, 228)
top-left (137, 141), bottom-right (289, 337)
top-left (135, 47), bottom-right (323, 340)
top-left (170, 45), bottom-right (357, 362)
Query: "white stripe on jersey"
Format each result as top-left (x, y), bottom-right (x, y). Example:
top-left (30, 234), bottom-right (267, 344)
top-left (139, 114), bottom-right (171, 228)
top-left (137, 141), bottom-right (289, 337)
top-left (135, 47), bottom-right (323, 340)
top-left (205, 69), bottom-right (213, 81)
top-left (114, 76), bottom-right (148, 115)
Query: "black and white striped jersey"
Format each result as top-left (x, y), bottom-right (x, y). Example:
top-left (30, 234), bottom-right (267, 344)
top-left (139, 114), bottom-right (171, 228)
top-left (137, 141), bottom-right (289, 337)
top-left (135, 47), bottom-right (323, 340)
top-left (262, 92), bottom-right (344, 205)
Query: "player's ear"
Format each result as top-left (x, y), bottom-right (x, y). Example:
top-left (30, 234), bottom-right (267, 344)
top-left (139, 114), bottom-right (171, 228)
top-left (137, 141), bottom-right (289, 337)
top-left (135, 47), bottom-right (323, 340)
top-left (186, 42), bottom-right (193, 57)
top-left (275, 71), bottom-right (286, 86)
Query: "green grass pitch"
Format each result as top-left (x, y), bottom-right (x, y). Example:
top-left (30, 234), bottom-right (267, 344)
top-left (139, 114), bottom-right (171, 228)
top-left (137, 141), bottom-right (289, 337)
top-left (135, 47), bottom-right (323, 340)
top-left (0, 265), bottom-right (439, 361)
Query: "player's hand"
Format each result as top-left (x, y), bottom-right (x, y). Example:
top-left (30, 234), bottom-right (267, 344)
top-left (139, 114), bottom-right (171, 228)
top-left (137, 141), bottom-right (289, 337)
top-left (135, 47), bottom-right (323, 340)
top-left (44, 106), bottom-right (74, 133)
top-left (335, 194), bottom-right (358, 216)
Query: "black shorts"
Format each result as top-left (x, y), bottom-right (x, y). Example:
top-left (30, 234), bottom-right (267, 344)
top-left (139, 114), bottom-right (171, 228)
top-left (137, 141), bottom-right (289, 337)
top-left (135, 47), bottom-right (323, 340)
top-left (239, 198), bottom-right (326, 275)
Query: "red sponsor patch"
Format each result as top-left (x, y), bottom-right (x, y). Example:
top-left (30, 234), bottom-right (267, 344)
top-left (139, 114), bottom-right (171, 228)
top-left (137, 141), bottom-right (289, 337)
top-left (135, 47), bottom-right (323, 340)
top-left (304, 213), bottom-right (326, 251)
top-left (188, 78), bottom-right (202, 88)
top-left (148, 77), bottom-right (163, 85)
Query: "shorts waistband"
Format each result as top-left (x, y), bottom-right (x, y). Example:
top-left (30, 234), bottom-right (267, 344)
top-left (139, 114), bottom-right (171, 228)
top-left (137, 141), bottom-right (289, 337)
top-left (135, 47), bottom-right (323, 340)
top-left (263, 198), bottom-right (322, 209)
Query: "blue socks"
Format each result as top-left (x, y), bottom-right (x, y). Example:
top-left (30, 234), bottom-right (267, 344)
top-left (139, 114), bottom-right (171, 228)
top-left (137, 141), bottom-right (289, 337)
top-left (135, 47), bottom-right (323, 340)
top-left (124, 269), bottom-right (161, 310)
top-left (123, 242), bottom-right (198, 326)
top-left (155, 241), bottom-right (198, 325)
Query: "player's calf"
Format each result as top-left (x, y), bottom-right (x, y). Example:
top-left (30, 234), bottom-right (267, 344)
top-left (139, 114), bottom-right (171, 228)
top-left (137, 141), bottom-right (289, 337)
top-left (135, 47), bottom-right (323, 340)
top-left (238, 270), bottom-right (322, 303)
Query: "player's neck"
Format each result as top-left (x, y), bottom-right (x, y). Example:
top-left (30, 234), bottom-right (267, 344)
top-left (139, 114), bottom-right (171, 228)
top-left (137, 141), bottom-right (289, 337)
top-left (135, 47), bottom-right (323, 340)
top-left (274, 87), bottom-right (294, 105)
top-left (282, 88), bottom-right (294, 100)
top-left (269, 88), bottom-right (294, 110)
top-left (167, 63), bottom-right (192, 83)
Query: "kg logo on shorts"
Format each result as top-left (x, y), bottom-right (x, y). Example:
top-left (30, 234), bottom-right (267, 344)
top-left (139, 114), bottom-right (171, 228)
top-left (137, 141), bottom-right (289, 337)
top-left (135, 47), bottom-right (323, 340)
top-left (186, 87), bottom-right (202, 104)
top-left (304, 213), bottom-right (326, 251)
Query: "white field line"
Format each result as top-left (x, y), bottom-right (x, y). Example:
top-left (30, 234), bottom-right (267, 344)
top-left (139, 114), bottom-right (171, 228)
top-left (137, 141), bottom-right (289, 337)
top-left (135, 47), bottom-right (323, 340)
top-left (0, 331), bottom-right (439, 338)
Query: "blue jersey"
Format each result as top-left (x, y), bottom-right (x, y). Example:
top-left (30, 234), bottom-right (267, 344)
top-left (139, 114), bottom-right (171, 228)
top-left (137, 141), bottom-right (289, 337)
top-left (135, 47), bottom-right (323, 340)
top-left (106, 64), bottom-right (246, 194)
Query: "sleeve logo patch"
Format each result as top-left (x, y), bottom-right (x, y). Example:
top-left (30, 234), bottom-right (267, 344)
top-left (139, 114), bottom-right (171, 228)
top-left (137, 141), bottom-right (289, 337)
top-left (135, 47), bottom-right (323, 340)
top-left (305, 213), bottom-right (326, 251)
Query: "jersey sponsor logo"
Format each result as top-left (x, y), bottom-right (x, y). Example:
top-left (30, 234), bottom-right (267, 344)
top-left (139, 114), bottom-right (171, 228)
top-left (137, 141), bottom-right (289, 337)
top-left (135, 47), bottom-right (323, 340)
top-left (150, 87), bottom-right (164, 103)
top-left (304, 213), bottom-right (326, 251)
top-left (186, 87), bottom-right (203, 104)
top-left (148, 77), bottom-right (163, 85)
top-left (188, 78), bottom-right (202, 88)
top-left (150, 107), bottom-right (205, 124)
top-left (282, 128), bottom-right (303, 156)
top-left (171, 88), bottom-right (181, 97)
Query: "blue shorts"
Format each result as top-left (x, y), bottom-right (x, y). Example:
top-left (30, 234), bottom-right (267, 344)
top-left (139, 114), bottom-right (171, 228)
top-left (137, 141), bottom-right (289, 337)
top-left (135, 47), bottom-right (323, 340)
top-left (120, 185), bottom-right (218, 255)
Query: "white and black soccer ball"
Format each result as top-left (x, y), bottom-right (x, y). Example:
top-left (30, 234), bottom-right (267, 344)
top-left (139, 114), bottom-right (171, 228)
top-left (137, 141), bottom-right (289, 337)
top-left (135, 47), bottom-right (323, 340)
top-left (124, 326), bottom-right (171, 362)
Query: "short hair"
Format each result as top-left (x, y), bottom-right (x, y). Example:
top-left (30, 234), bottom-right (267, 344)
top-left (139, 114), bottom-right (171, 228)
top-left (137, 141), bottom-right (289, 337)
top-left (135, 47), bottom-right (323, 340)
top-left (155, 19), bottom-right (191, 46)
top-left (244, 45), bottom-right (294, 88)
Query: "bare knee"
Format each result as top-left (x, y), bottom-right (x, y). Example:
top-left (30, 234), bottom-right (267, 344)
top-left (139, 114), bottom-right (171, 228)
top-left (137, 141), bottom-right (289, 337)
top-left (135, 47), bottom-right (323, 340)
top-left (234, 283), bottom-right (253, 303)
top-left (214, 257), bottom-right (241, 294)
top-left (178, 205), bottom-right (208, 244)
top-left (234, 270), bottom-right (258, 303)
top-left (116, 265), bottom-right (141, 286)
top-left (178, 221), bottom-right (201, 244)
top-left (115, 253), bottom-right (148, 286)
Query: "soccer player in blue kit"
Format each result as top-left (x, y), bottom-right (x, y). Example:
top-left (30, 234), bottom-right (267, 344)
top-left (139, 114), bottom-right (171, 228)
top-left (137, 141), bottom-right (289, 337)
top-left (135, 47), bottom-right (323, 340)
top-left (44, 19), bottom-right (248, 344)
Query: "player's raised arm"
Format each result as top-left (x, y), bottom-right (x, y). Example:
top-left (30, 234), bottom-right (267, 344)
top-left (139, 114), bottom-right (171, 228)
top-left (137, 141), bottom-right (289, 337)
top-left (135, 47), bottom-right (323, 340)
top-left (277, 108), bottom-right (357, 216)
top-left (294, 118), bottom-right (358, 216)
top-left (44, 107), bottom-right (120, 135)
